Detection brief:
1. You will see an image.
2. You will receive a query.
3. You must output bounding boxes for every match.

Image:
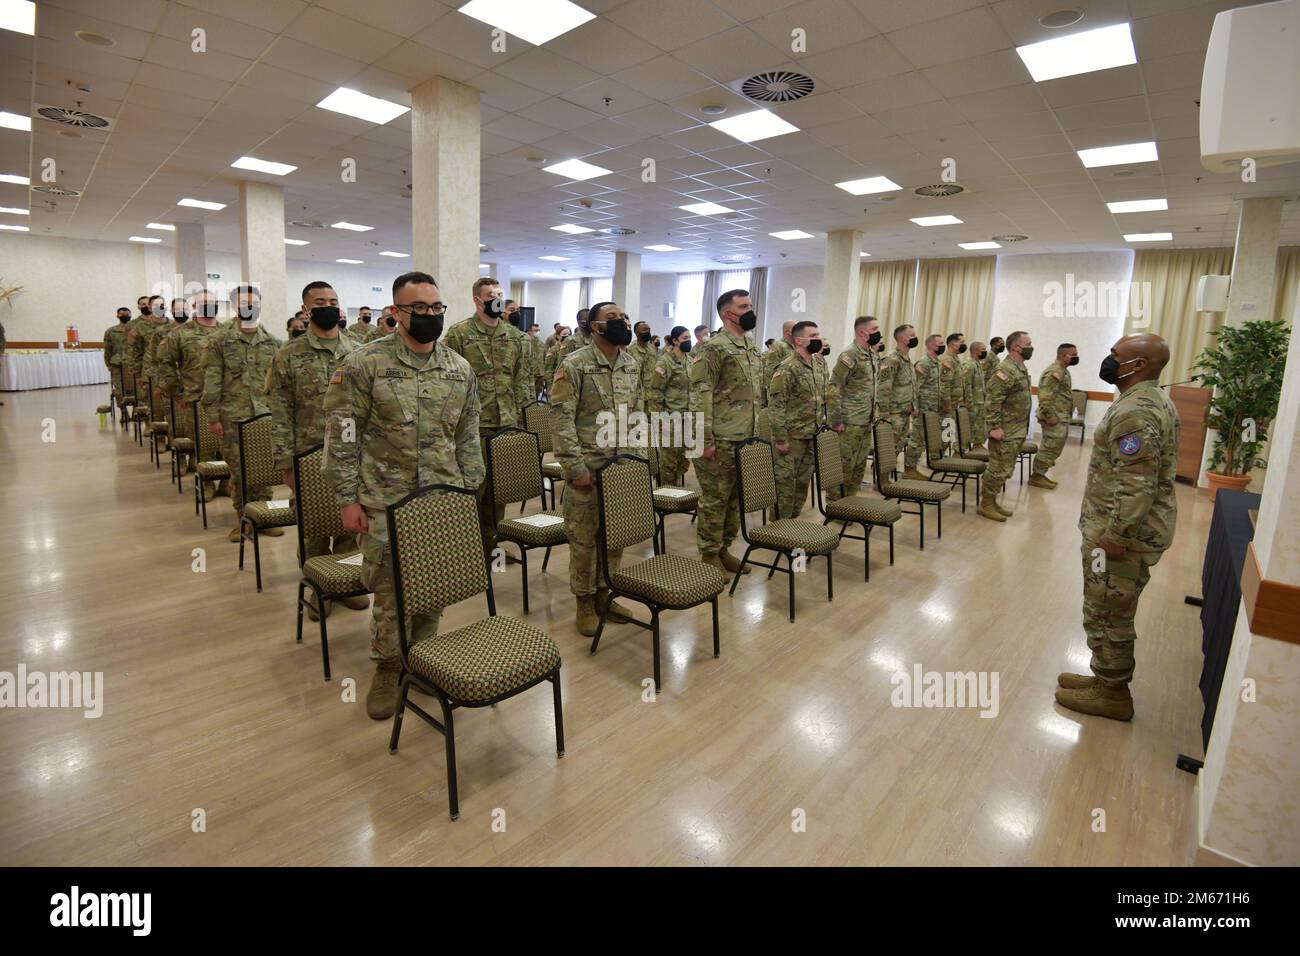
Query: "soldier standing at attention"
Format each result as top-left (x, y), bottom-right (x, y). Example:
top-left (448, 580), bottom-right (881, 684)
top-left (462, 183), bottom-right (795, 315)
top-left (158, 290), bottom-right (222, 480)
top-left (524, 318), bottom-right (547, 398)
top-left (905, 333), bottom-right (943, 479)
top-left (978, 329), bottom-right (1033, 522)
top-left (875, 324), bottom-right (918, 477)
top-left (443, 277), bottom-right (533, 543)
top-left (556, 307), bottom-right (593, 363)
top-left (689, 289), bottom-right (762, 576)
top-left (627, 320), bottom-right (659, 394)
top-left (1058, 333), bottom-right (1178, 721)
top-left (769, 321), bottom-right (828, 519)
top-left (549, 301), bottom-right (644, 637)
top-left (982, 337), bottom-right (1005, 385)
top-left (646, 325), bottom-right (692, 487)
top-left (1029, 343), bottom-right (1078, 489)
top-left (938, 332), bottom-right (966, 418)
top-left (125, 295), bottom-right (167, 398)
top-left (201, 285), bottom-right (284, 543)
top-left (103, 307), bottom-right (132, 402)
top-left (827, 315), bottom-right (882, 500)
top-left (323, 271), bottom-right (482, 720)
top-left (963, 341), bottom-right (989, 451)
top-left (353, 306), bottom-right (381, 343)
top-left (762, 320), bottom-right (795, 405)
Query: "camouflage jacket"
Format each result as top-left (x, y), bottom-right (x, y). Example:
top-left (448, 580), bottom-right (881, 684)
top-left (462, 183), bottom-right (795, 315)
top-left (768, 352), bottom-right (829, 442)
top-left (123, 316), bottom-right (158, 383)
top-left (200, 322), bottom-right (281, 426)
top-left (913, 351), bottom-right (940, 412)
top-left (1036, 362), bottom-right (1074, 424)
top-left (980, 351), bottom-right (1001, 385)
top-left (1079, 381), bottom-right (1179, 552)
top-left (875, 348), bottom-right (917, 417)
top-left (626, 340), bottom-right (659, 393)
top-left (141, 318), bottom-right (176, 386)
top-left (688, 327), bottom-right (762, 446)
top-left (322, 335), bottom-right (483, 511)
top-left (266, 329), bottom-right (359, 472)
top-left (442, 314), bottom-right (532, 431)
top-left (938, 351), bottom-right (965, 412)
top-left (349, 322), bottom-right (384, 344)
top-left (549, 344), bottom-right (644, 483)
top-left (558, 328), bottom-right (592, 362)
top-left (157, 320), bottom-right (220, 401)
top-left (646, 350), bottom-right (689, 413)
top-left (762, 339), bottom-right (793, 403)
top-left (828, 340), bottom-right (878, 427)
top-left (961, 355), bottom-right (985, 416)
top-left (985, 356), bottom-right (1032, 434)
top-left (102, 323), bottom-right (128, 368)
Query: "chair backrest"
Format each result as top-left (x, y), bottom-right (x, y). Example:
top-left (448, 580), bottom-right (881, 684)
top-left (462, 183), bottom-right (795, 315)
top-left (1071, 389), bottom-right (1087, 417)
top-left (388, 485), bottom-right (489, 631)
top-left (646, 445), bottom-right (661, 484)
top-left (596, 455), bottom-right (657, 553)
top-left (956, 406), bottom-right (974, 450)
top-left (522, 401), bottom-right (553, 455)
top-left (237, 413), bottom-right (278, 496)
top-left (192, 401), bottom-right (222, 459)
top-left (736, 439), bottom-right (777, 516)
top-left (813, 426), bottom-right (843, 503)
top-left (922, 411), bottom-right (944, 461)
top-left (487, 428), bottom-right (544, 508)
top-left (294, 445), bottom-right (345, 559)
top-left (872, 421), bottom-right (898, 485)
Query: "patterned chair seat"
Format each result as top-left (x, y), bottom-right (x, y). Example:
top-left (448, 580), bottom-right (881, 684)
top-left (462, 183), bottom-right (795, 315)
top-left (131, 405), bottom-right (151, 420)
top-left (302, 552), bottom-right (365, 594)
top-left (97, 403), bottom-right (112, 414)
top-left (243, 500), bottom-right (297, 529)
top-left (195, 460), bottom-right (230, 479)
top-left (653, 486), bottom-right (700, 513)
top-left (150, 421), bottom-right (169, 433)
top-left (928, 456), bottom-right (986, 475)
top-left (1021, 440), bottom-right (1039, 454)
top-left (541, 460), bottom-right (565, 481)
top-left (748, 519), bottom-right (841, 554)
top-left (880, 479), bottom-right (953, 502)
top-left (964, 447), bottom-right (990, 461)
top-left (408, 616), bottom-right (561, 703)
top-left (825, 495), bottom-right (903, 525)
top-left (610, 553), bottom-right (727, 608)
top-left (498, 511), bottom-right (568, 546)
top-left (172, 437), bottom-right (195, 451)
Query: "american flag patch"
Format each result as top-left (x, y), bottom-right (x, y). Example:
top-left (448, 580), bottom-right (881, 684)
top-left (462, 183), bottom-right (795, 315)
top-left (329, 369), bottom-right (344, 385)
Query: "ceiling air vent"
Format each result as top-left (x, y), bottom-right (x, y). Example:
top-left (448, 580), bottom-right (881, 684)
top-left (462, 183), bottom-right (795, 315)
top-left (713, 254), bottom-right (753, 264)
top-left (737, 71), bottom-right (815, 103)
top-left (914, 183), bottom-right (964, 197)
top-left (602, 227), bottom-right (635, 236)
top-left (35, 105), bottom-right (111, 130)
top-left (991, 234), bottom-right (1029, 243)
top-left (32, 184), bottom-right (82, 197)
top-left (288, 219), bottom-right (325, 229)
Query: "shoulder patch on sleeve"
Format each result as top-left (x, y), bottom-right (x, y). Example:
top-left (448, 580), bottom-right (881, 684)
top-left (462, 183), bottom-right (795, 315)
top-left (838, 352), bottom-right (853, 367)
top-left (653, 364), bottom-right (666, 377)
top-left (995, 370), bottom-right (1009, 382)
top-left (329, 368), bottom-right (344, 385)
top-left (553, 368), bottom-right (566, 382)
top-left (1118, 432), bottom-right (1142, 455)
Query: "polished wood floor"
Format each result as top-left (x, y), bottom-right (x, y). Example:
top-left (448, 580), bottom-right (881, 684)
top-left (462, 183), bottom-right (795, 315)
top-left (0, 386), bottom-right (1211, 865)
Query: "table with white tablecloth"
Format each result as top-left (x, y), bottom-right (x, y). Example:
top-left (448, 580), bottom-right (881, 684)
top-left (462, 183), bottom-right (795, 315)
top-left (0, 350), bottom-right (112, 391)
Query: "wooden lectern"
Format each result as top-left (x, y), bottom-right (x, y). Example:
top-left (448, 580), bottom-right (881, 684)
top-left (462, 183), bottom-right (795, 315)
top-left (1169, 385), bottom-right (1212, 483)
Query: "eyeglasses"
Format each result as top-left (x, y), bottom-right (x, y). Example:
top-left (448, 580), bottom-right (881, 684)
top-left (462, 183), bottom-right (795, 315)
top-left (394, 302), bottom-right (447, 317)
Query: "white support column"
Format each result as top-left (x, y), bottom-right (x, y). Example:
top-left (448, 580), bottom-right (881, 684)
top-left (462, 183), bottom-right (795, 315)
top-left (487, 262), bottom-right (511, 299)
top-left (613, 251), bottom-right (641, 322)
top-left (412, 76), bottom-right (480, 319)
top-left (175, 222), bottom-right (207, 299)
top-left (238, 181), bottom-right (286, 319)
top-left (821, 229), bottom-right (862, 350)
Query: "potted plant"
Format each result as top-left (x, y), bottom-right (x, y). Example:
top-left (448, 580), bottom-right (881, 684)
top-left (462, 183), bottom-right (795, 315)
top-left (1192, 318), bottom-right (1290, 500)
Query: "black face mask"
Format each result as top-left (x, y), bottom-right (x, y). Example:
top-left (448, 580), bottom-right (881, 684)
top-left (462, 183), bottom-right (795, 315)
top-left (737, 310), bottom-right (758, 331)
top-left (290, 329), bottom-right (306, 338)
top-left (577, 316), bottom-right (590, 333)
top-left (679, 340), bottom-right (691, 353)
top-left (601, 319), bottom-right (633, 347)
top-left (907, 336), bottom-right (919, 349)
top-left (173, 313), bottom-right (189, 323)
top-left (1068, 355), bottom-right (1079, 366)
top-left (407, 312), bottom-right (443, 344)
top-left (1099, 354), bottom-right (1140, 385)
top-left (637, 330), bottom-right (652, 344)
top-left (484, 298), bottom-right (505, 320)
top-left (867, 330), bottom-right (882, 346)
top-left (973, 352), bottom-right (986, 362)
top-left (117, 314), bottom-right (131, 323)
top-left (805, 339), bottom-right (822, 355)
top-left (992, 344), bottom-right (1005, 355)
top-left (957, 343), bottom-right (967, 354)
top-left (1019, 346), bottom-right (1034, 360)
top-left (237, 303), bottom-right (261, 324)
top-left (198, 301), bottom-right (220, 319)
top-left (385, 316), bottom-right (397, 329)
top-left (310, 306), bottom-right (340, 331)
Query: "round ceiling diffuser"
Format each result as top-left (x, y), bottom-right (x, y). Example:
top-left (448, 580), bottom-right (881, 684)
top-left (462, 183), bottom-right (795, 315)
top-left (991, 234), bottom-right (1029, 242)
top-left (713, 254), bottom-right (753, 264)
top-left (36, 105), bottom-right (110, 129)
top-left (1039, 9), bottom-right (1084, 29)
top-left (602, 227), bottom-right (636, 236)
top-left (739, 71), bottom-right (815, 103)
top-left (32, 184), bottom-right (82, 197)
top-left (914, 183), bottom-right (964, 197)
top-left (75, 30), bottom-right (116, 47)
top-left (288, 219), bottom-right (325, 228)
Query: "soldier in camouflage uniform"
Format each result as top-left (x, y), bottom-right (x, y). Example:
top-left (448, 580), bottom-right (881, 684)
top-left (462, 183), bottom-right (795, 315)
top-left (201, 285), bottom-right (283, 542)
top-left (351, 306), bottom-right (383, 344)
top-left (1058, 333), bottom-right (1178, 721)
top-left (549, 301), bottom-right (644, 636)
top-left (524, 319), bottom-right (547, 397)
top-left (688, 289), bottom-right (761, 576)
top-left (555, 308), bottom-right (592, 364)
top-left (981, 337), bottom-right (1005, 386)
top-left (761, 321), bottom-right (795, 406)
top-left (905, 333), bottom-right (943, 478)
top-left (646, 326), bottom-right (693, 486)
top-left (978, 330), bottom-right (1033, 522)
top-left (875, 325), bottom-right (919, 477)
top-left (627, 320), bottom-right (659, 394)
top-left (103, 307), bottom-right (132, 401)
top-left (769, 321), bottom-right (828, 519)
top-left (158, 290), bottom-right (223, 479)
top-left (443, 277), bottom-right (533, 543)
top-left (323, 271), bottom-right (483, 720)
top-left (144, 300), bottom-right (187, 420)
top-left (1029, 343), bottom-right (1078, 489)
top-left (124, 295), bottom-right (166, 402)
top-left (937, 332), bottom-right (968, 455)
top-left (963, 341), bottom-right (989, 451)
top-left (828, 316), bottom-right (882, 499)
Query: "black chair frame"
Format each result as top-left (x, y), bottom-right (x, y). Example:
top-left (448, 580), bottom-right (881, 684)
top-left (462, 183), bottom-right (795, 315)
top-left (811, 426), bottom-right (894, 582)
top-left (872, 422), bottom-right (943, 550)
top-left (485, 427), bottom-right (560, 614)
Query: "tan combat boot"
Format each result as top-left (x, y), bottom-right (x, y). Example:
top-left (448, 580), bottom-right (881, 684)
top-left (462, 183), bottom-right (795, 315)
top-left (993, 496), bottom-right (1014, 517)
top-left (366, 659), bottom-right (403, 720)
top-left (340, 594), bottom-right (370, 610)
top-left (1028, 473), bottom-right (1055, 489)
top-left (902, 466), bottom-right (927, 481)
top-left (1054, 681), bottom-right (1134, 721)
top-left (597, 588), bottom-right (638, 622)
top-left (1057, 672), bottom-right (1098, 690)
top-left (261, 524), bottom-right (285, 537)
top-left (575, 595), bottom-right (599, 637)
top-left (977, 498), bottom-right (1006, 522)
top-left (228, 523), bottom-right (243, 543)
top-left (719, 549), bottom-right (751, 575)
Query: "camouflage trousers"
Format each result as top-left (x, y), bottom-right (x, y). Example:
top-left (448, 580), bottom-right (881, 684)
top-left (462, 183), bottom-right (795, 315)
top-left (1080, 540), bottom-right (1162, 685)
top-left (775, 438), bottom-right (814, 519)
top-left (1033, 421), bottom-right (1069, 475)
top-left (904, 406), bottom-right (936, 468)
top-left (360, 507), bottom-right (440, 662)
top-left (827, 424), bottom-right (872, 500)
top-left (109, 364), bottom-right (124, 400)
top-left (563, 481), bottom-right (622, 596)
top-left (658, 445), bottom-right (688, 487)
top-left (886, 413), bottom-right (913, 474)
top-left (971, 404), bottom-right (988, 445)
top-left (695, 438), bottom-right (742, 556)
top-left (980, 428), bottom-right (1025, 497)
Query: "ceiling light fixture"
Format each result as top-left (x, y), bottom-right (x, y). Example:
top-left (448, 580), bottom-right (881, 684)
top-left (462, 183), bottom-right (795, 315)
top-left (316, 88), bottom-right (410, 125)
top-left (177, 197), bottom-right (226, 210)
top-left (231, 156), bottom-right (298, 176)
top-left (330, 221), bottom-right (374, 232)
top-left (0, 223), bottom-right (28, 231)
top-left (1124, 232), bottom-right (1173, 242)
top-left (543, 158), bottom-right (612, 181)
top-left (379, 251), bottom-right (410, 257)
top-left (0, 0), bottom-right (35, 36)
top-left (283, 238), bottom-right (310, 246)
top-left (860, 252), bottom-right (871, 257)
top-left (910, 215), bottom-right (963, 226)
top-left (708, 108), bottom-right (799, 143)
top-left (0, 172), bottom-right (29, 185)
top-left (552, 223), bottom-right (596, 234)
top-left (0, 205), bottom-right (28, 215)
top-left (0, 111), bottom-right (31, 132)
top-left (1077, 141), bottom-right (1158, 168)
top-left (1016, 22), bottom-right (1136, 82)
top-left (680, 201), bottom-right (734, 216)
top-left (836, 176), bottom-right (902, 196)
top-left (1107, 198), bottom-right (1168, 214)
top-left (958, 241), bottom-right (1002, 250)
top-left (539, 255), bottom-right (571, 261)
top-left (146, 222), bottom-right (174, 231)
top-left (457, 0), bottom-right (596, 46)
top-left (336, 258), bottom-right (364, 264)
top-left (645, 244), bottom-right (682, 252)
top-left (128, 236), bottom-right (162, 243)
top-left (770, 229), bottom-right (813, 240)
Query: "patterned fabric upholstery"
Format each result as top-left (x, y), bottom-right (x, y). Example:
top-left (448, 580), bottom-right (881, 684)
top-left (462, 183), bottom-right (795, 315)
top-left (243, 500), bottom-right (297, 528)
top-left (171, 438), bottom-right (195, 451)
top-left (408, 616), bottom-right (560, 703)
top-left (542, 460), bottom-right (564, 480)
top-left (151, 421), bottom-right (169, 433)
top-left (389, 488), bottom-right (487, 616)
top-left (825, 495), bottom-right (903, 525)
top-left (193, 401), bottom-right (223, 460)
top-left (498, 511), bottom-right (568, 546)
top-left (928, 456), bottom-right (986, 475)
top-left (872, 422), bottom-right (899, 482)
top-left (296, 445), bottom-right (345, 542)
top-left (97, 404), bottom-right (112, 414)
top-left (522, 402), bottom-right (554, 455)
top-left (922, 412), bottom-right (948, 459)
top-left (611, 554), bottom-right (727, 607)
top-left (597, 457), bottom-right (656, 551)
top-left (814, 428), bottom-right (844, 491)
top-left (132, 405), bottom-right (151, 421)
top-left (964, 447), bottom-right (989, 462)
top-left (1021, 440), bottom-right (1039, 454)
top-left (956, 407), bottom-right (976, 449)
top-left (879, 478), bottom-right (952, 502)
top-left (737, 440), bottom-right (777, 514)
top-left (748, 518), bottom-right (841, 554)
top-left (653, 487), bottom-right (699, 513)
top-left (195, 461), bottom-right (230, 478)
top-left (238, 414), bottom-right (279, 495)
top-left (489, 430), bottom-right (544, 506)
top-left (303, 552), bottom-right (365, 594)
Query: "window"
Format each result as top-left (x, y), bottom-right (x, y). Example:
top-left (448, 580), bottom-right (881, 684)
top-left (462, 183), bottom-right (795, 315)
top-left (674, 272), bottom-right (707, 328)
top-left (589, 276), bottom-right (612, 305)
top-left (559, 279), bottom-right (581, 325)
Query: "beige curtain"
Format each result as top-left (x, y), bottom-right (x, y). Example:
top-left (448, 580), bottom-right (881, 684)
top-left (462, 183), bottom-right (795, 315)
top-left (701, 271), bottom-right (720, 331)
top-left (510, 280), bottom-right (524, 305)
top-left (1274, 247), bottom-right (1300, 325)
top-left (857, 258), bottom-right (918, 336)
top-left (1126, 248), bottom-right (1234, 385)
top-left (578, 277), bottom-right (591, 308)
top-left (912, 256), bottom-right (996, 348)
top-left (749, 266), bottom-right (768, 332)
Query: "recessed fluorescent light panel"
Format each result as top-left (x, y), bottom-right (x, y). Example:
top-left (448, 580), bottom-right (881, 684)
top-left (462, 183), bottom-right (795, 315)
top-left (539, 255), bottom-right (571, 261)
top-left (1016, 22), bottom-right (1136, 82)
top-left (835, 176), bottom-right (902, 196)
top-left (1107, 198), bottom-right (1168, 214)
top-left (958, 241), bottom-right (1002, 250)
top-left (0, 172), bottom-right (28, 185)
top-left (336, 258), bottom-right (364, 264)
top-left (770, 229), bottom-right (814, 240)
top-left (0, 0), bottom-right (36, 36)
top-left (283, 238), bottom-right (310, 246)
top-left (128, 236), bottom-right (162, 243)
top-left (709, 108), bottom-right (799, 143)
top-left (0, 111), bottom-right (32, 131)
top-left (860, 252), bottom-right (871, 257)
top-left (551, 223), bottom-right (596, 234)
top-left (315, 88), bottom-right (410, 125)
top-left (1077, 142), bottom-right (1158, 168)
top-left (542, 158), bottom-right (612, 181)
top-left (0, 223), bottom-right (28, 231)
top-left (911, 215), bottom-right (963, 226)
top-left (645, 244), bottom-right (682, 252)
top-left (146, 222), bottom-right (175, 231)
top-left (0, 205), bottom-right (28, 215)
top-left (177, 198), bottom-right (226, 210)
top-left (1124, 232), bottom-right (1173, 242)
top-left (379, 251), bottom-right (410, 258)
top-left (457, 0), bottom-right (596, 46)
top-left (231, 156), bottom-right (298, 176)
top-left (330, 221), bottom-right (373, 232)
top-left (679, 202), bottom-right (733, 216)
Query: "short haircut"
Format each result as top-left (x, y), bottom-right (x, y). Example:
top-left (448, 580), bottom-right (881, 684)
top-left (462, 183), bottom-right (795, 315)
top-left (946, 332), bottom-right (964, 345)
top-left (764, 338), bottom-right (774, 347)
top-left (148, 294), bottom-right (165, 305)
top-left (989, 336), bottom-right (1004, 346)
top-left (504, 299), bottom-right (515, 307)
top-left (893, 324), bottom-right (913, 341)
top-left (360, 305), bottom-right (371, 311)
top-left (634, 319), bottom-right (650, 330)
top-left (1058, 342), bottom-right (1076, 353)
top-left (854, 315), bottom-right (877, 330)
top-left (791, 320), bottom-right (818, 338)
top-left (116, 306), bottom-right (131, 313)
top-left (926, 333), bottom-right (942, 345)
top-left (230, 284), bottom-right (260, 301)
top-left (393, 271), bottom-right (437, 298)
top-left (137, 295), bottom-right (149, 304)
top-left (170, 298), bottom-right (185, 307)
top-left (1006, 330), bottom-right (1028, 349)
top-left (553, 322), bottom-right (563, 329)
top-left (472, 277), bottom-right (498, 298)
top-left (301, 281), bottom-right (334, 301)
top-left (286, 317), bottom-right (303, 330)
top-left (716, 288), bottom-right (749, 315)
top-left (576, 308), bottom-right (589, 321)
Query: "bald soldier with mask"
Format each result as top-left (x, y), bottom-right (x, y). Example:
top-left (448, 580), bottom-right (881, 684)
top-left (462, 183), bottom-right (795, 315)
top-left (1057, 333), bottom-right (1178, 721)
top-left (978, 330), bottom-right (1033, 522)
